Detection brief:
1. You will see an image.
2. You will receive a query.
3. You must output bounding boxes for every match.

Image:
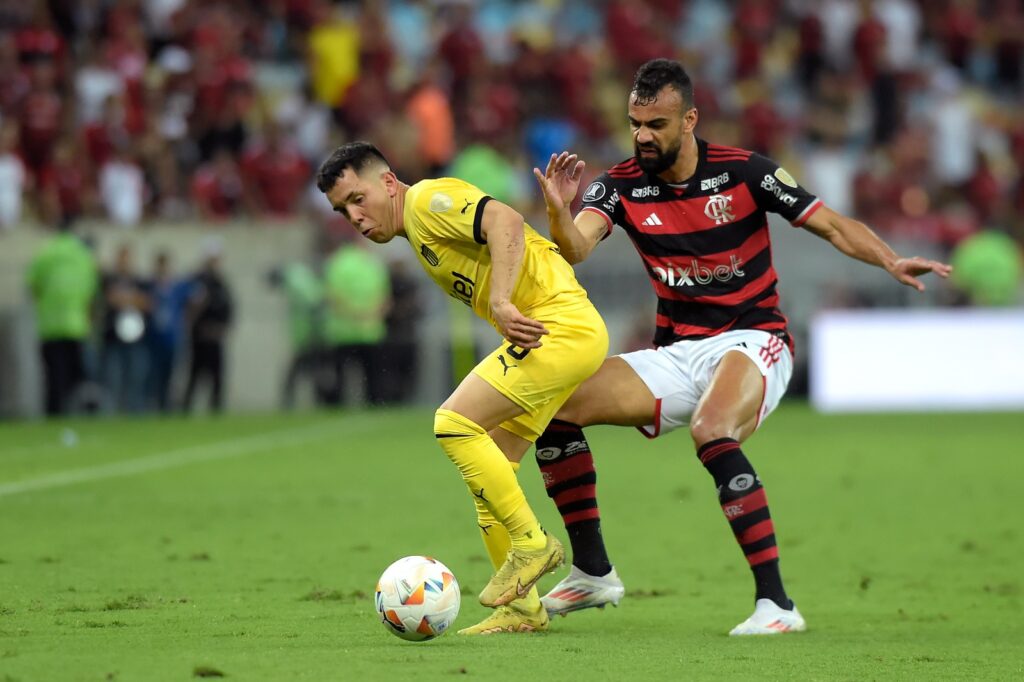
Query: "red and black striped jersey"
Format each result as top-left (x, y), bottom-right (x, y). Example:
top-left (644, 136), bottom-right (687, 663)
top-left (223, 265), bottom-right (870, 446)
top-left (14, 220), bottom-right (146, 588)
top-left (580, 138), bottom-right (823, 350)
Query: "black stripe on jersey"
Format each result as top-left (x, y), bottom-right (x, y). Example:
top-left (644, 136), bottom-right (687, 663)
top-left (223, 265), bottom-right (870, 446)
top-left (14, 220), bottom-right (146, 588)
top-left (473, 195), bottom-right (492, 245)
top-left (624, 216), bottom-right (765, 258)
top-left (657, 283), bottom-right (778, 330)
top-left (654, 306), bottom-right (788, 345)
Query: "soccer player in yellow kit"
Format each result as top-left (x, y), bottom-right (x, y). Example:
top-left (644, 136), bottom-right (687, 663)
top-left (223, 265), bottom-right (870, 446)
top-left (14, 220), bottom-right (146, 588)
top-left (316, 142), bottom-right (609, 634)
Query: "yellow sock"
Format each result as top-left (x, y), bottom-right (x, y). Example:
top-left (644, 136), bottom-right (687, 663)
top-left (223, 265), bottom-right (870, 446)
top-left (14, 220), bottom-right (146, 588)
top-left (435, 409), bottom-right (545, 551)
top-left (473, 465), bottom-right (542, 612)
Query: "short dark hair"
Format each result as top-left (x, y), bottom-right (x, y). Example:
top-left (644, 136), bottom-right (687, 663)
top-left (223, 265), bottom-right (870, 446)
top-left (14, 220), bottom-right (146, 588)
top-left (631, 59), bottom-right (694, 108)
top-left (316, 142), bottom-right (391, 193)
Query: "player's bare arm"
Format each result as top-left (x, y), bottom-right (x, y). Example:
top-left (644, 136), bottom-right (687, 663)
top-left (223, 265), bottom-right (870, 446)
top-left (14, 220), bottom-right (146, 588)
top-left (802, 205), bottom-right (953, 292)
top-left (479, 199), bottom-right (550, 348)
top-left (534, 152), bottom-right (606, 264)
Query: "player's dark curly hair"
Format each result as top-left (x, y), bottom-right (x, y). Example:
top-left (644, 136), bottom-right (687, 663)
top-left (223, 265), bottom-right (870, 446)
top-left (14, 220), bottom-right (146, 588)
top-left (316, 142), bottom-right (392, 193)
top-left (631, 59), bottom-right (694, 108)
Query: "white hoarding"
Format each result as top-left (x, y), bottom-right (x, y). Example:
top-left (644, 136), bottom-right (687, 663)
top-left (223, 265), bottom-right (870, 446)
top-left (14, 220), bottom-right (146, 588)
top-left (810, 309), bottom-right (1024, 412)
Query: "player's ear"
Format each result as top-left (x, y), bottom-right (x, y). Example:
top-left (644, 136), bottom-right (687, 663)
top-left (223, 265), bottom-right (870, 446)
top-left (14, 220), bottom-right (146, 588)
top-left (684, 107), bottom-right (699, 133)
top-left (382, 169), bottom-right (399, 197)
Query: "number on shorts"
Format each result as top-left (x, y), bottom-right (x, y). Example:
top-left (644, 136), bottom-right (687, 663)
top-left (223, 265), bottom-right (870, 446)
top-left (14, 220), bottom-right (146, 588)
top-left (506, 344), bottom-right (531, 360)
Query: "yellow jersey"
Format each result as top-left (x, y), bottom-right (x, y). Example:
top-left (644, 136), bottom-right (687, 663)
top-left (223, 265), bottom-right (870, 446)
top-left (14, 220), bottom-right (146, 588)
top-left (403, 177), bottom-right (591, 328)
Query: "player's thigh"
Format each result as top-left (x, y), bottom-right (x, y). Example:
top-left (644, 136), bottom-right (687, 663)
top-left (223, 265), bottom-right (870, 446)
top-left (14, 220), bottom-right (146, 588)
top-left (441, 321), bottom-right (599, 433)
top-left (460, 305), bottom-right (608, 445)
top-left (440, 370), bottom-right (526, 432)
top-left (556, 356), bottom-right (658, 427)
top-left (495, 377), bottom-right (582, 451)
top-left (462, 305), bottom-right (607, 430)
top-left (690, 350), bottom-right (765, 444)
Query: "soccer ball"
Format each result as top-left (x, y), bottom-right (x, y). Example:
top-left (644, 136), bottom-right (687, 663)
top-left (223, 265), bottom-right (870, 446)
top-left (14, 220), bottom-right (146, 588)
top-left (374, 556), bottom-right (460, 641)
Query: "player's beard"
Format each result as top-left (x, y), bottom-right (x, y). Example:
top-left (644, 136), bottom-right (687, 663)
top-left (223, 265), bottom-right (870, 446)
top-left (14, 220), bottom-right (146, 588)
top-left (635, 139), bottom-right (681, 175)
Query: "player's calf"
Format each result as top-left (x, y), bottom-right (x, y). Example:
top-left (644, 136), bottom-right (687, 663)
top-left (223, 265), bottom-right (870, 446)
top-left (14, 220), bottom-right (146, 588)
top-left (534, 419), bottom-right (613, 577)
top-left (696, 437), bottom-right (793, 611)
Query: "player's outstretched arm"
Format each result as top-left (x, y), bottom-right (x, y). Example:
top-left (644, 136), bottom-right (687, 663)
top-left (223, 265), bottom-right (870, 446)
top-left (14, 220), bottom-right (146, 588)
top-left (802, 205), bottom-right (953, 291)
top-left (534, 151), bottom-right (605, 264)
top-left (479, 199), bottom-right (550, 348)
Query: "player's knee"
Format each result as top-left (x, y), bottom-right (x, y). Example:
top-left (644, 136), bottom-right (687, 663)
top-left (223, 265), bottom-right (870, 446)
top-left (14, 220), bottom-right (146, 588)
top-left (433, 408), bottom-right (485, 439)
top-left (689, 413), bottom-right (738, 448)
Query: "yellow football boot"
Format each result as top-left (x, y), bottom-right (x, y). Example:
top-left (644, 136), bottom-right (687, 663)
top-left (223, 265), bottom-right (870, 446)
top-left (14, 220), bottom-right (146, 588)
top-left (478, 534), bottom-right (565, 607)
top-left (457, 600), bottom-right (549, 635)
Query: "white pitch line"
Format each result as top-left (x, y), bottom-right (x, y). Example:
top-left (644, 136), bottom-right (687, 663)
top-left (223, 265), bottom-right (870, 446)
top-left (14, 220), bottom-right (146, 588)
top-left (0, 418), bottom-right (357, 499)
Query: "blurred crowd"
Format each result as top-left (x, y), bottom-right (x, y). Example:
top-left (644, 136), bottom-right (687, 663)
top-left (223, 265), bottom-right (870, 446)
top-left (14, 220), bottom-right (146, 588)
top-left (27, 227), bottom-right (234, 414)
top-left (25, 223), bottom-right (422, 415)
top-left (7, 0), bottom-right (1024, 414)
top-left (267, 234), bottom-right (423, 411)
top-left (0, 1), bottom-right (1019, 237)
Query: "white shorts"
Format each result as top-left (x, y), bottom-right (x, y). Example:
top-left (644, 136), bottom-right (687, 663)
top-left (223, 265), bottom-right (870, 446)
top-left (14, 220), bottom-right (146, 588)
top-left (619, 329), bottom-right (793, 438)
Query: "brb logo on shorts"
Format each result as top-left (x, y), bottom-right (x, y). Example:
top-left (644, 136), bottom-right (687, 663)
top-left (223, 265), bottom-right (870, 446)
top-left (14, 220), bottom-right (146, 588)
top-left (651, 256), bottom-right (745, 287)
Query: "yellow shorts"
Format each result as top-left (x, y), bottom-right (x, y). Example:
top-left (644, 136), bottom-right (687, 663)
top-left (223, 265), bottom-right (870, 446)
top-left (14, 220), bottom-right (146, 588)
top-left (472, 302), bottom-right (608, 443)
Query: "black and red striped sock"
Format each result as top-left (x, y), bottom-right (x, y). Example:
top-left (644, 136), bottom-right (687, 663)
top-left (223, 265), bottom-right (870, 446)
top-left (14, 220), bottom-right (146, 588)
top-left (535, 419), bottom-right (612, 577)
top-left (697, 437), bottom-right (792, 609)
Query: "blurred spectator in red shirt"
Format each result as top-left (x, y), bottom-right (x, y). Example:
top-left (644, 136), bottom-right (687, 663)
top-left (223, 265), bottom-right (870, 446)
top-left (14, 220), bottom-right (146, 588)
top-left (852, 1), bottom-right (887, 82)
top-left (964, 152), bottom-right (1003, 224)
top-left (18, 59), bottom-right (62, 180)
top-left (605, 0), bottom-right (674, 75)
top-left (15, 4), bottom-right (65, 77)
top-left (740, 95), bottom-right (783, 156)
top-left (337, 54), bottom-right (395, 139)
top-left (551, 45), bottom-right (603, 139)
top-left (508, 38), bottom-right (557, 123)
top-left (0, 32), bottom-right (30, 113)
top-left (463, 64), bottom-right (521, 143)
top-left (103, 17), bottom-right (149, 135)
top-left (192, 148), bottom-right (244, 221)
top-left (732, 0), bottom-right (777, 80)
top-left (796, 13), bottom-right (826, 89)
top-left (190, 12), bottom-right (253, 148)
top-left (83, 94), bottom-right (130, 171)
top-left (40, 136), bottom-right (89, 226)
top-left (241, 123), bottom-right (310, 217)
top-left (992, 0), bottom-right (1024, 89)
top-left (197, 81), bottom-right (251, 162)
top-left (437, 3), bottom-right (483, 105)
top-left (357, 0), bottom-right (394, 81)
top-left (939, 0), bottom-right (980, 72)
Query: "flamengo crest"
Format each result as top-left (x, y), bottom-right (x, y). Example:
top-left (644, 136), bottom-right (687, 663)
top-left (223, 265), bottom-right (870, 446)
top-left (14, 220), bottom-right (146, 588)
top-left (704, 194), bottom-right (735, 225)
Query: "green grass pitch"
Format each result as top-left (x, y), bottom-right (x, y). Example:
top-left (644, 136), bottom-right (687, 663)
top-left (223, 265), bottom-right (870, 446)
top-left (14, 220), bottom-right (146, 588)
top-left (1, 406), bottom-right (1022, 680)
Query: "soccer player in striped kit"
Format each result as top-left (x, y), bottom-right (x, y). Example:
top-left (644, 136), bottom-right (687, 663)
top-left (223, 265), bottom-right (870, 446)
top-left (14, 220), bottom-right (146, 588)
top-left (532, 59), bottom-right (951, 634)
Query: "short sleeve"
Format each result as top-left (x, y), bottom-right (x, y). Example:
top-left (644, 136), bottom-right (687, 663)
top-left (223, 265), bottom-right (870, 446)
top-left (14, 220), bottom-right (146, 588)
top-left (408, 178), bottom-right (492, 245)
top-left (743, 154), bottom-right (823, 226)
top-left (579, 173), bottom-right (624, 237)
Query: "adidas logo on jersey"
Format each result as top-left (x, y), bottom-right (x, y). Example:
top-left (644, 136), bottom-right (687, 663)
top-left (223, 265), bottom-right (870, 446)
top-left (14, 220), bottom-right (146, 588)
top-left (641, 212), bottom-right (663, 226)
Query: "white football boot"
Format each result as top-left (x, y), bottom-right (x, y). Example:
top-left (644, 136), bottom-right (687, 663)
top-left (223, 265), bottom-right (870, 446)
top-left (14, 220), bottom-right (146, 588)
top-left (541, 565), bottom-right (625, 617)
top-left (729, 598), bottom-right (806, 635)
